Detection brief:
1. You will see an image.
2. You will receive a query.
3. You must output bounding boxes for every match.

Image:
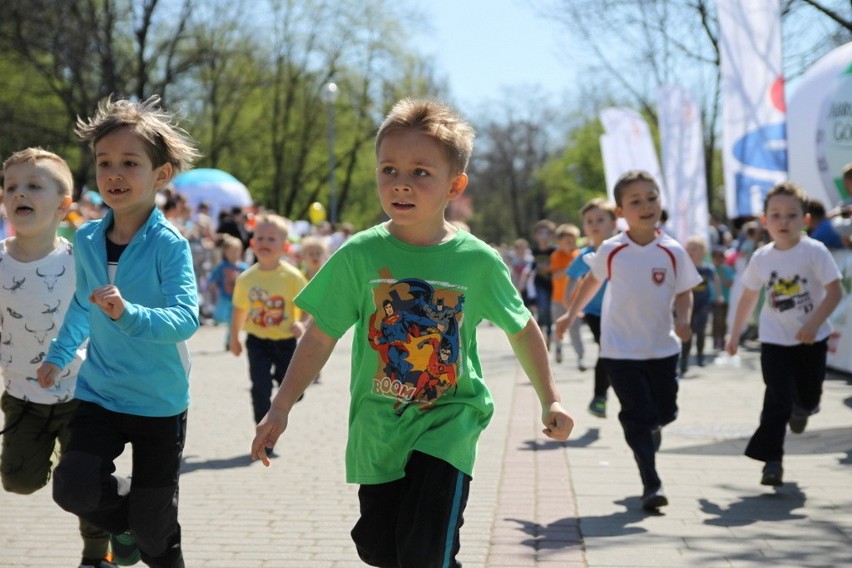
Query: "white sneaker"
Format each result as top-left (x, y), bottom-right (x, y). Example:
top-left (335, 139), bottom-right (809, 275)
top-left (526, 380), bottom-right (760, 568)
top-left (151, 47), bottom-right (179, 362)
top-left (577, 357), bottom-right (587, 371)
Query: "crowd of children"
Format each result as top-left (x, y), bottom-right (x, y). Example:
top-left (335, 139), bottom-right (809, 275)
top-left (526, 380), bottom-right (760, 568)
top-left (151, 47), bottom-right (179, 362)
top-left (0, 90), bottom-right (847, 567)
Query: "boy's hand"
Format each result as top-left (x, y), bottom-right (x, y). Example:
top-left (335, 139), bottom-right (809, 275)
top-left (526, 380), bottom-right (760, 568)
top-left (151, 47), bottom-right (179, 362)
top-left (724, 337), bottom-right (739, 356)
top-left (229, 337), bottom-right (242, 356)
top-left (675, 320), bottom-right (692, 342)
top-left (89, 285), bottom-right (126, 320)
top-left (541, 401), bottom-right (574, 441)
top-left (36, 362), bottom-right (61, 388)
top-left (795, 321), bottom-right (819, 345)
top-left (251, 408), bottom-right (289, 467)
top-left (554, 313), bottom-right (574, 341)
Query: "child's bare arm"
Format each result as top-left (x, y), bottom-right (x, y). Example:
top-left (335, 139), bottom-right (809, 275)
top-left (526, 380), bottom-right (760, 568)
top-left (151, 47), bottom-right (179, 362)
top-left (673, 290), bottom-right (693, 342)
top-left (555, 273), bottom-right (600, 339)
top-left (229, 306), bottom-right (247, 356)
top-left (725, 287), bottom-right (760, 356)
top-left (251, 321), bottom-right (337, 465)
top-left (562, 277), bottom-right (579, 309)
top-left (796, 279), bottom-right (842, 344)
top-left (507, 319), bottom-right (574, 441)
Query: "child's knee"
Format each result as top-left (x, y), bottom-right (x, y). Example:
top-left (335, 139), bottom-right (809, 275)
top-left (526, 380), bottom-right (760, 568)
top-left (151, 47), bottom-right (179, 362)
top-left (52, 451), bottom-right (103, 514)
top-left (1, 468), bottom-right (48, 495)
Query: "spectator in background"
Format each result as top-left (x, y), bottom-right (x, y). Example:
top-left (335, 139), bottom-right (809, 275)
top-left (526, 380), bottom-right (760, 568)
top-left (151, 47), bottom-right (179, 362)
top-left (711, 245), bottom-right (736, 351)
top-left (807, 198), bottom-right (844, 249)
top-left (530, 219), bottom-right (557, 349)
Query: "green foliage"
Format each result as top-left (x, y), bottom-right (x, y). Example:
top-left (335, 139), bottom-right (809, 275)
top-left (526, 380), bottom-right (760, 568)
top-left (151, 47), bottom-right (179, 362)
top-left (537, 116), bottom-right (609, 227)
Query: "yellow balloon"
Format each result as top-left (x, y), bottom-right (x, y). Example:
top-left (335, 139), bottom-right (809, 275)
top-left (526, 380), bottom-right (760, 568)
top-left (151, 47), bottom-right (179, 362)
top-left (308, 202), bottom-right (326, 224)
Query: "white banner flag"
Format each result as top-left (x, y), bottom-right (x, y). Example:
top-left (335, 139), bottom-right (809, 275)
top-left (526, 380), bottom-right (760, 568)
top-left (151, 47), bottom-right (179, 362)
top-left (599, 107), bottom-right (667, 206)
top-left (717, 0), bottom-right (787, 219)
top-left (658, 85), bottom-right (709, 244)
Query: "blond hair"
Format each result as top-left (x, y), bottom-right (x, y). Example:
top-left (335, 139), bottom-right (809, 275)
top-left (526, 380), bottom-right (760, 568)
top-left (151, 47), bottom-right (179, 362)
top-left (580, 197), bottom-right (616, 220)
top-left (556, 223), bottom-right (580, 239)
top-left (76, 95), bottom-right (200, 174)
top-left (376, 98), bottom-right (475, 174)
top-left (220, 234), bottom-right (243, 252)
top-left (253, 213), bottom-right (290, 240)
top-left (685, 235), bottom-right (707, 251)
top-left (299, 235), bottom-right (329, 255)
top-left (3, 147), bottom-right (74, 197)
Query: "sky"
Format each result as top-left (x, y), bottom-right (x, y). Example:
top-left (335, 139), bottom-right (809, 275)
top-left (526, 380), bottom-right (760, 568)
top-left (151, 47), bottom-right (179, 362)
top-left (417, 0), bottom-right (576, 115)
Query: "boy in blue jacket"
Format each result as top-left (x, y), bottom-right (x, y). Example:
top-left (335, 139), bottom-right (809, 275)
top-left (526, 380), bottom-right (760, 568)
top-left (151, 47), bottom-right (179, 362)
top-left (38, 96), bottom-right (200, 568)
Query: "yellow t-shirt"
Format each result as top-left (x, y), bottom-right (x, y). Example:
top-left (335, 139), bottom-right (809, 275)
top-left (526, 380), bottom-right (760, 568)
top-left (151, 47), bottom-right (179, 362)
top-left (232, 261), bottom-right (307, 340)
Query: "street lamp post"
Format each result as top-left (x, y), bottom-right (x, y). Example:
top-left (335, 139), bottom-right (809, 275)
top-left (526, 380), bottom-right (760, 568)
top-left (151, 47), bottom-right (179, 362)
top-left (322, 82), bottom-right (339, 225)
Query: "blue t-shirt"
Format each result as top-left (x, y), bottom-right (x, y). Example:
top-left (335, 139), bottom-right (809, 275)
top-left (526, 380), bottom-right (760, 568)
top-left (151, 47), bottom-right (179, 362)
top-left (692, 264), bottom-right (716, 310)
top-left (810, 218), bottom-right (844, 249)
top-left (566, 246), bottom-right (607, 317)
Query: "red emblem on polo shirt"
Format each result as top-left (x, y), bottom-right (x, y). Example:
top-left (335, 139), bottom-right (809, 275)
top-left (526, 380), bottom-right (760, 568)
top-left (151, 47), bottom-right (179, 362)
top-left (652, 268), bottom-right (666, 285)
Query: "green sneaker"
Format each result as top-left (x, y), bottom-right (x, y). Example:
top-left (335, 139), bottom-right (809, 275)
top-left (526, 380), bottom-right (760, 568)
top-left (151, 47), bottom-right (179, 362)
top-left (110, 531), bottom-right (141, 566)
top-left (588, 396), bottom-right (606, 418)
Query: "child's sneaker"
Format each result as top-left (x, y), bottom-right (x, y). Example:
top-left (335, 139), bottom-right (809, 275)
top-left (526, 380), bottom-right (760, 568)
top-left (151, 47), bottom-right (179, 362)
top-left (555, 347), bottom-right (563, 363)
top-left (761, 461), bottom-right (783, 486)
top-left (577, 357), bottom-right (587, 371)
top-left (587, 396), bottom-right (606, 418)
top-left (788, 411), bottom-right (808, 434)
top-left (79, 558), bottom-right (118, 568)
top-left (110, 531), bottom-right (141, 566)
top-left (642, 486), bottom-right (668, 511)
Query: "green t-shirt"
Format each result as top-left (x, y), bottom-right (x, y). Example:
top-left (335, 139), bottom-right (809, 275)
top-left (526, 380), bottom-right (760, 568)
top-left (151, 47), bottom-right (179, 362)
top-left (296, 225), bottom-right (531, 484)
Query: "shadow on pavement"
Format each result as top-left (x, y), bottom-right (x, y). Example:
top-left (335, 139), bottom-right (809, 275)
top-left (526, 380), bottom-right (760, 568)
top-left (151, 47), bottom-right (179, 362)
top-left (181, 453), bottom-right (254, 473)
top-left (575, 497), bottom-right (654, 537)
top-left (505, 517), bottom-right (583, 551)
top-left (699, 483), bottom-right (807, 527)
top-left (665, 426), bottom-right (852, 457)
top-left (520, 428), bottom-right (600, 451)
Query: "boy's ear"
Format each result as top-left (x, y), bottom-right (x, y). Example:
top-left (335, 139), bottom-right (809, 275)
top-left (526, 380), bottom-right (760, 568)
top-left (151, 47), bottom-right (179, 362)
top-left (448, 173), bottom-right (468, 200)
top-left (58, 195), bottom-right (72, 216)
top-left (154, 162), bottom-right (174, 190)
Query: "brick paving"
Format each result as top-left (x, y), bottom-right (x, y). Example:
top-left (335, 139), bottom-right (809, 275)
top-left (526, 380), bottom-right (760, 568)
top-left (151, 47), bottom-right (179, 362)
top-left (1, 323), bottom-right (850, 567)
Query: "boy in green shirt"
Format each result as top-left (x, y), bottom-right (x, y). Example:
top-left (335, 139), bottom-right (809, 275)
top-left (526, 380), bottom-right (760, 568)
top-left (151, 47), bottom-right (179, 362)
top-left (251, 98), bottom-right (574, 566)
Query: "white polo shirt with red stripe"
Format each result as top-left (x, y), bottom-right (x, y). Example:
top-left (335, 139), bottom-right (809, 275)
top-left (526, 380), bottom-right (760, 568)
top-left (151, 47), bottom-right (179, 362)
top-left (587, 231), bottom-right (702, 360)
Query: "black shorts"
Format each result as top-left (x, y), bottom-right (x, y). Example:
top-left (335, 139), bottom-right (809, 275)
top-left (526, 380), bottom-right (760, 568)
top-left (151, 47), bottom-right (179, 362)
top-left (350, 451), bottom-right (471, 568)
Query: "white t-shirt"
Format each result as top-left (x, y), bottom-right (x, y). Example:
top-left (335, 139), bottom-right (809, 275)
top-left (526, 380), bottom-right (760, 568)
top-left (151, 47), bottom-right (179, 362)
top-left (740, 236), bottom-right (841, 346)
top-left (588, 231), bottom-right (702, 360)
top-left (0, 238), bottom-right (85, 404)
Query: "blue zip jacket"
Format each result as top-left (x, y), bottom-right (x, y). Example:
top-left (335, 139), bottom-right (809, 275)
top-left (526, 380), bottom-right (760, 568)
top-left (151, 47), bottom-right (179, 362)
top-left (46, 207), bottom-right (199, 417)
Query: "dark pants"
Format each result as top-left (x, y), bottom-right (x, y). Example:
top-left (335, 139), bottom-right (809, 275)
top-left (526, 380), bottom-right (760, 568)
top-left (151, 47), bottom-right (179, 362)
top-left (351, 451), bottom-right (470, 568)
top-left (711, 301), bottom-right (728, 350)
top-left (1, 394), bottom-right (109, 559)
top-left (584, 314), bottom-right (610, 398)
top-left (246, 334), bottom-right (297, 424)
top-left (745, 340), bottom-right (828, 463)
top-left (533, 282), bottom-right (553, 342)
top-left (603, 355), bottom-right (679, 494)
top-left (52, 401), bottom-right (187, 568)
top-left (680, 305), bottom-right (710, 372)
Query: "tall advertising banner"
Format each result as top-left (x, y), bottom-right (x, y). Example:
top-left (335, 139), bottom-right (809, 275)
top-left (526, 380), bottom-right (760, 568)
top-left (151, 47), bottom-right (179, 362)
top-left (598, 107), bottom-right (667, 206)
top-left (717, 0), bottom-right (787, 219)
top-left (658, 85), bottom-right (708, 244)
top-left (788, 43), bottom-right (852, 206)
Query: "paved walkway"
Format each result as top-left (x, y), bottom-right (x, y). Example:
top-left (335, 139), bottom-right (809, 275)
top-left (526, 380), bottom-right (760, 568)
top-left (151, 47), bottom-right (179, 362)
top-left (1, 323), bottom-right (850, 567)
